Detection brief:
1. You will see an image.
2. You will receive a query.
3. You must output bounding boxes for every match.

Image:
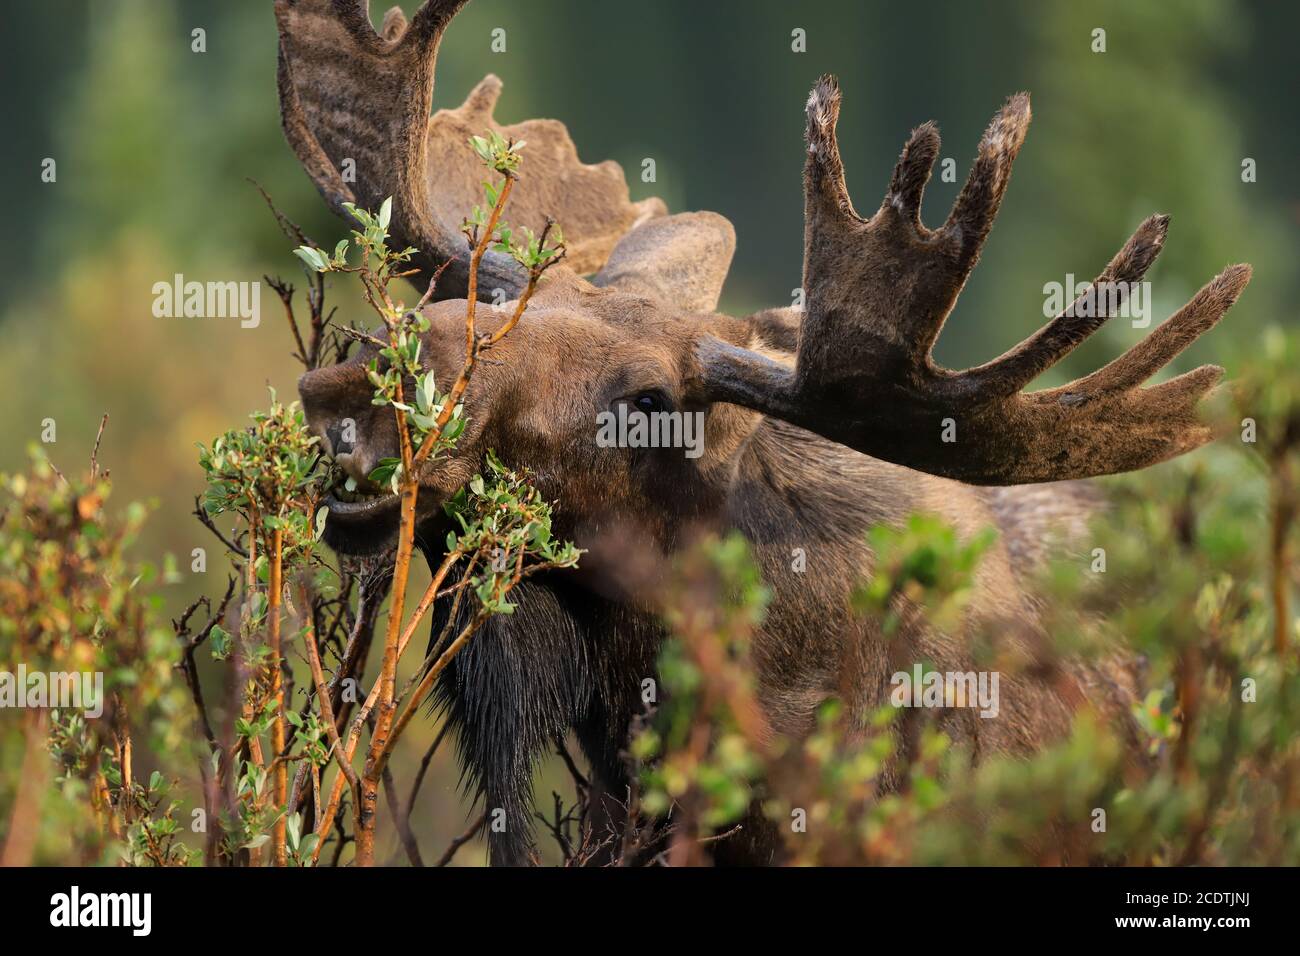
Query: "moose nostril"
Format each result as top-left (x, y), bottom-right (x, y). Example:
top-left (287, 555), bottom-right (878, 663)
top-left (326, 422), bottom-right (354, 457)
top-left (299, 366), bottom-right (373, 460)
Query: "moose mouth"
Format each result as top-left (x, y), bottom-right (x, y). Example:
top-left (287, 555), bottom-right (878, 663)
top-left (319, 472), bottom-right (451, 558)
top-left (319, 478), bottom-right (403, 557)
top-left (325, 488), bottom-right (398, 519)
top-left (323, 478), bottom-right (399, 524)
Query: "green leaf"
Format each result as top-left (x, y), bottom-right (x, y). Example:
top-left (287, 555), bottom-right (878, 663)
top-left (368, 458), bottom-right (400, 485)
top-left (293, 246), bottom-right (329, 272)
top-left (209, 624), bottom-right (232, 661)
top-left (298, 833), bottom-right (319, 861)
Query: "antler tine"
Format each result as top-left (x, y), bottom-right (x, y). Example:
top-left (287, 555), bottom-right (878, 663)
top-left (406, 0), bottom-right (468, 43)
top-left (328, 0), bottom-right (391, 50)
top-left (803, 75), bottom-right (858, 224)
top-left (942, 93), bottom-right (1031, 272)
top-left (1137, 365), bottom-right (1226, 424)
top-left (799, 76), bottom-right (948, 370)
top-left (883, 121), bottom-right (941, 229)
top-left (1050, 263), bottom-right (1251, 400)
top-left (800, 82), bottom-right (1033, 374)
top-left (278, 0), bottom-right (674, 302)
top-left (696, 78), bottom-right (1252, 486)
top-left (378, 4), bottom-right (408, 41)
top-left (960, 213), bottom-right (1171, 398)
top-left (327, 0), bottom-right (464, 50)
top-left (276, 0), bottom-right (526, 300)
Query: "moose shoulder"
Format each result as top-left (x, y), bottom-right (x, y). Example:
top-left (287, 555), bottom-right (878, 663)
top-left (277, 0), bottom-right (1249, 864)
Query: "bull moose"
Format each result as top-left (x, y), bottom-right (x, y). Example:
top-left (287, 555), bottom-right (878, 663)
top-left (276, 0), bottom-right (1250, 864)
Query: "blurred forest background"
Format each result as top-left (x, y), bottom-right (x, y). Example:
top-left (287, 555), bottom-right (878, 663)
top-left (0, 0), bottom-right (1296, 863)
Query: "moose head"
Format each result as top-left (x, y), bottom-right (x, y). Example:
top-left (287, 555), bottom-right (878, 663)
top-left (278, 0), bottom-right (1250, 863)
top-left (282, 0), bottom-right (1248, 568)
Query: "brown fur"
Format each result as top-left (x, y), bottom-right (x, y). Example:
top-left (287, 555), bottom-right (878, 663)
top-left (280, 0), bottom-right (1237, 863)
top-left (299, 277), bottom-right (1137, 862)
top-left (698, 76), bottom-right (1251, 484)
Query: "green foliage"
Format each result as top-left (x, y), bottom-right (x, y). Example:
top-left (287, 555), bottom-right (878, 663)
top-left (0, 447), bottom-right (193, 865)
top-left (365, 365), bottom-right (467, 479)
top-left (468, 129), bottom-right (524, 176)
top-left (636, 534), bottom-right (769, 834)
top-left (111, 769), bottom-right (200, 867)
top-left (636, 331), bottom-right (1300, 864)
top-left (197, 390), bottom-right (328, 570)
top-left (292, 195), bottom-right (461, 464)
top-left (193, 393), bottom-right (341, 861)
top-left (462, 133), bottom-right (566, 274)
top-left (297, 197), bottom-right (415, 279)
top-left (492, 222), bottom-right (565, 272)
top-left (89, 125), bottom-right (578, 867)
top-left (443, 451), bottom-right (581, 615)
top-left (855, 514), bottom-right (997, 636)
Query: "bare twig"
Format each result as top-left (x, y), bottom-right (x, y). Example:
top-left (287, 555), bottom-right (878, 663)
top-left (193, 495), bottom-right (248, 559)
top-left (89, 413), bottom-right (109, 481)
top-left (434, 812), bottom-right (487, 867)
top-left (405, 721), bottom-right (452, 824)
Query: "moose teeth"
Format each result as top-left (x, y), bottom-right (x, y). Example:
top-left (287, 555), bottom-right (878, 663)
top-left (334, 485), bottom-right (382, 504)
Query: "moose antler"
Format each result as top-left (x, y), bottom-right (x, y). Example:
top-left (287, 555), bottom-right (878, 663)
top-left (699, 76), bottom-right (1251, 485)
top-left (275, 0), bottom-right (663, 299)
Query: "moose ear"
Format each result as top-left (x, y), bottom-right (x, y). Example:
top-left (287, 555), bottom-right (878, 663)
top-left (591, 212), bottom-right (736, 313)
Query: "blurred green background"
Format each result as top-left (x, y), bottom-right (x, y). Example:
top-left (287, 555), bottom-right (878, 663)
top-left (0, 0), bottom-right (1296, 863)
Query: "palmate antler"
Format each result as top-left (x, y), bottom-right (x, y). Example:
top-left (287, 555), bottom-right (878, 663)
top-left (275, 0), bottom-right (664, 299)
top-left (699, 76), bottom-right (1251, 485)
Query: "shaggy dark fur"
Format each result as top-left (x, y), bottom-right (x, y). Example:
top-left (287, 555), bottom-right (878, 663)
top-left (281, 0), bottom-right (1244, 865)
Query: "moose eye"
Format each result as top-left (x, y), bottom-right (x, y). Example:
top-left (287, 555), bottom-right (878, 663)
top-left (614, 391), bottom-right (672, 416)
top-left (609, 389), bottom-right (675, 421)
top-left (633, 393), bottom-right (665, 414)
